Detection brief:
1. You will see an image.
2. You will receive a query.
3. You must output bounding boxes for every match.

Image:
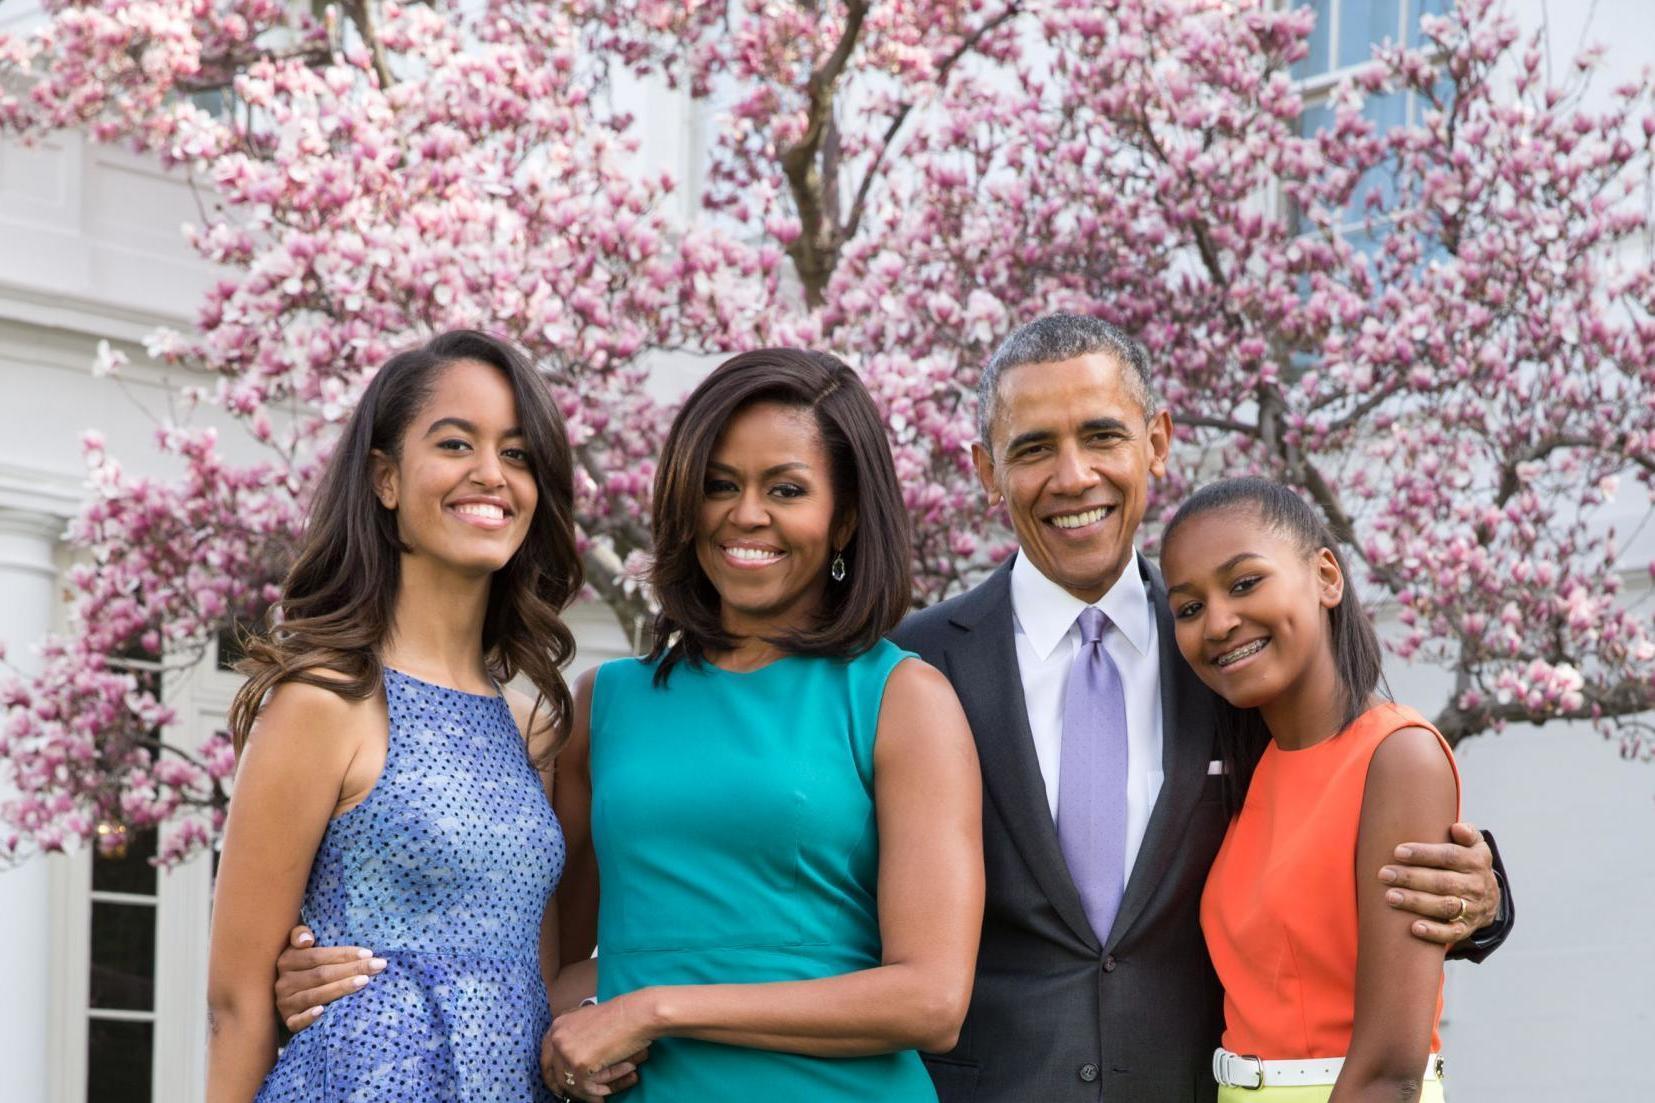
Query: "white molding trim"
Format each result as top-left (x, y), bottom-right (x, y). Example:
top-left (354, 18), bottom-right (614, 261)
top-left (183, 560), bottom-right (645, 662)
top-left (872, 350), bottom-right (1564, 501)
top-left (48, 849), bottom-right (92, 1103)
top-left (0, 467), bottom-right (79, 520)
top-left (0, 279), bottom-right (195, 345)
top-left (149, 640), bottom-right (240, 1103)
top-left (0, 310), bottom-right (213, 394)
top-left (0, 505), bottom-right (67, 583)
top-left (154, 849), bottom-right (212, 1103)
top-left (0, 503), bottom-right (69, 539)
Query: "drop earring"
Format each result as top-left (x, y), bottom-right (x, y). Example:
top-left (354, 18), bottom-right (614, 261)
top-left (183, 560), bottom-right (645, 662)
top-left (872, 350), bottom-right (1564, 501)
top-left (830, 551), bottom-right (847, 583)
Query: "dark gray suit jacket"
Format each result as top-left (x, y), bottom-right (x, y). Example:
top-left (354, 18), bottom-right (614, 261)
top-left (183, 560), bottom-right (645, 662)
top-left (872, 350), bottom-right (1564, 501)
top-left (890, 555), bottom-right (1228, 1102)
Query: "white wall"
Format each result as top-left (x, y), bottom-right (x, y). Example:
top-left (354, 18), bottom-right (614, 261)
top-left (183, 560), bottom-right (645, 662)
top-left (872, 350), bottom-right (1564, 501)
top-left (1443, 720), bottom-right (1655, 1101)
top-left (0, 508), bottom-right (65, 1103)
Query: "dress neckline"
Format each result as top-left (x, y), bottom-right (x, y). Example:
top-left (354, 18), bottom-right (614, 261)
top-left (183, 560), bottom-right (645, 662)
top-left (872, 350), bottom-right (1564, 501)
top-left (384, 665), bottom-right (502, 700)
top-left (701, 653), bottom-right (803, 676)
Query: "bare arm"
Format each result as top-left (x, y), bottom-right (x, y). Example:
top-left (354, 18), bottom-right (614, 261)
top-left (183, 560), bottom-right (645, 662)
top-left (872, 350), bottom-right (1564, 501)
top-left (525, 678), bottom-right (601, 1013)
top-left (1330, 727), bottom-right (1459, 1103)
top-left (541, 658), bottom-right (984, 1079)
top-left (206, 682), bottom-right (377, 1102)
top-left (535, 669), bottom-right (646, 1098)
top-left (551, 670), bottom-right (599, 966)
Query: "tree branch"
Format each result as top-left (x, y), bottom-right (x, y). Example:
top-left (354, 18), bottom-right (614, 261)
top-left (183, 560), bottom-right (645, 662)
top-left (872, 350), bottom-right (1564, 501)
top-left (173, 43), bottom-right (332, 94)
top-left (580, 543), bottom-right (654, 655)
top-left (1433, 675), bottom-right (1655, 745)
top-left (1178, 413), bottom-right (1258, 436)
top-left (1319, 377), bottom-right (1403, 436)
top-left (842, 4), bottom-right (1025, 243)
top-left (1495, 432), bottom-right (1654, 506)
top-left (778, 0), bottom-right (869, 307)
top-left (1295, 451), bottom-right (1412, 593)
top-left (337, 0), bottom-right (397, 90)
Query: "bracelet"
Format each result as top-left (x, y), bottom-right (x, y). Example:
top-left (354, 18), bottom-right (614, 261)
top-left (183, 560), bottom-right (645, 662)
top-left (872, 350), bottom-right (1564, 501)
top-left (579, 996), bottom-right (598, 1008)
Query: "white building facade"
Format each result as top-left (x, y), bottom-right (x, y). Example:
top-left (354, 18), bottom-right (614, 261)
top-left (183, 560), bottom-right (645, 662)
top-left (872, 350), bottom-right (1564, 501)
top-left (0, 2), bottom-right (1650, 1100)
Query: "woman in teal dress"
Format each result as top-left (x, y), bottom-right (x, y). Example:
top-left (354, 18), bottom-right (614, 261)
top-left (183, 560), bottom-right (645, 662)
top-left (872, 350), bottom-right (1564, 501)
top-left (539, 349), bottom-right (985, 1101)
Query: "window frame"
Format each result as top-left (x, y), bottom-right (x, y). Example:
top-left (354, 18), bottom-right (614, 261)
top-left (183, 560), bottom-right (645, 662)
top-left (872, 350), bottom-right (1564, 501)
top-left (1288, 0), bottom-right (1453, 247)
top-left (49, 645), bottom-right (236, 1103)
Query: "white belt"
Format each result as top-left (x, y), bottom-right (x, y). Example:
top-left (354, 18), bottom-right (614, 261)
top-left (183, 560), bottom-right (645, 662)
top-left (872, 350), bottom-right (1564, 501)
top-left (1213, 1048), bottom-right (1445, 1089)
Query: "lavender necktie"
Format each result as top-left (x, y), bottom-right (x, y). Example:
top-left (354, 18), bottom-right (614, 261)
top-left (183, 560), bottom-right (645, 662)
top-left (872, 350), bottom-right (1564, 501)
top-left (1058, 606), bottom-right (1129, 944)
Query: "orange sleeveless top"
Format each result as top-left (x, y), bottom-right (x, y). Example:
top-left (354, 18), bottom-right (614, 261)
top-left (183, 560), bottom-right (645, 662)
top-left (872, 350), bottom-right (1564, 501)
top-left (1199, 702), bottom-right (1460, 1058)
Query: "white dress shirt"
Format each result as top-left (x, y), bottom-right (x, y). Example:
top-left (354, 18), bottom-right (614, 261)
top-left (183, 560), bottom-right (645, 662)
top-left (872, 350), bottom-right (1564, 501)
top-left (1010, 549), bottom-right (1166, 887)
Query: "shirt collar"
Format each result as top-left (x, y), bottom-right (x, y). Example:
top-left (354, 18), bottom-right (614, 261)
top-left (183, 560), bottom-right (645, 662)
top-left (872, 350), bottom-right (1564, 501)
top-left (1010, 548), bottom-right (1154, 663)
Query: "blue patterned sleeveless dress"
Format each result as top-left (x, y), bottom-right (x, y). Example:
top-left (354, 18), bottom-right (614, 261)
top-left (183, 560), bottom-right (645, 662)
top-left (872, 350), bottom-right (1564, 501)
top-left (256, 668), bottom-right (564, 1102)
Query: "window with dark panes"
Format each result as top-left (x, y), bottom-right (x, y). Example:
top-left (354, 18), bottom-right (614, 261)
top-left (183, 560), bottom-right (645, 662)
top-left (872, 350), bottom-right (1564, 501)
top-left (216, 623), bottom-right (248, 672)
top-left (87, 662), bottom-right (161, 1103)
top-left (87, 823), bottom-right (157, 1103)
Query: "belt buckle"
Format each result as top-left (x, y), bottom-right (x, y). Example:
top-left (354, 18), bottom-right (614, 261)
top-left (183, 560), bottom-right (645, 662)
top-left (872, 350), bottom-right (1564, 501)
top-left (1216, 1051), bottom-right (1265, 1091)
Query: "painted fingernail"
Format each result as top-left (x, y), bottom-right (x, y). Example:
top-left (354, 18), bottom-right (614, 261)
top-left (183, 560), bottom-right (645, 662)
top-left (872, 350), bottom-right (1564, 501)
top-left (368, 958), bottom-right (388, 972)
top-left (355, 948), bottom-right (373, 959)
top-left (1386, 889), bottom-right (1404, 905)
top-left (351, 975), bottom-right (370, 988)
top-left (297, 933), bottom-right (314, 946)
top-left (310, 1006), bottom-right (324, 1019)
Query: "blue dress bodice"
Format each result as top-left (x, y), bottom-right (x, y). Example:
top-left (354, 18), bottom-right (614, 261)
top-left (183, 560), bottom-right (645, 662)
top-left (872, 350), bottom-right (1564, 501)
top-left (256, 668), bottom-right (563, 1102)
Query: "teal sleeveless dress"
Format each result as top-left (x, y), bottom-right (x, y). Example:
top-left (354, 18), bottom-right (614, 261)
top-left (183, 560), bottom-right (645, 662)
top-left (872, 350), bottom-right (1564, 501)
top-left (589, 639), bottom-right (939, 1101)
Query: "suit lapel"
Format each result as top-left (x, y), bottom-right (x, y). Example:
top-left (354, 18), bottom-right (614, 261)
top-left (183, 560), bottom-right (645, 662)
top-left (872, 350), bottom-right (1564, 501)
top-left (946, 561), bottom-right (1102, 953)
top-left (1105, 557), bottom-right (1216, 951)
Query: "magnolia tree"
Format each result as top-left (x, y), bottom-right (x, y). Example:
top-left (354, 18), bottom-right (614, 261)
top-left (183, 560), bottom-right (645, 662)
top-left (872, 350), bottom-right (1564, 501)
top-left (1, 0), bottom-right (1651, 864)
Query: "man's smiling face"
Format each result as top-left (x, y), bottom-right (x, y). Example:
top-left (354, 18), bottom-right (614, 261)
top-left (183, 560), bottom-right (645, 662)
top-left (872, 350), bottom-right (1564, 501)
top-left (973, 352), bottom-right (1171, 603)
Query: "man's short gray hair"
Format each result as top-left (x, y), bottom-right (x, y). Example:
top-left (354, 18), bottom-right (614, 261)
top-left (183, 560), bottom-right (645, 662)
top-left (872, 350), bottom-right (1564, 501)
top-left (977, 313), bottom-right (1158, 443)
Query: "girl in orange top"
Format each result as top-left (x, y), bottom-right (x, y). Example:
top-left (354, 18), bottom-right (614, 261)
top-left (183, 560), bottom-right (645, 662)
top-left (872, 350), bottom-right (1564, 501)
top-left (1160, 478), bottom-right (1460, 1103)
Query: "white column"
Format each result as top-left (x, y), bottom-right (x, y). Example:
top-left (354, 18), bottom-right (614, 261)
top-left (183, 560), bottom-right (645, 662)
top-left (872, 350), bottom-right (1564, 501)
top-left (0, 506), bottom-right (65, 1103)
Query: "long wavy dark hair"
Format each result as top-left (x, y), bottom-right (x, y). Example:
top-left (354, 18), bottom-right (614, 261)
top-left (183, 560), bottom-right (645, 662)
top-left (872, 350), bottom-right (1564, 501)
top-left (1161, 477), bottom-right (1387, 810)
top-left (646, 348), bottom-right (912, 685)
top-left (228, 330), bottom-right (582, 762)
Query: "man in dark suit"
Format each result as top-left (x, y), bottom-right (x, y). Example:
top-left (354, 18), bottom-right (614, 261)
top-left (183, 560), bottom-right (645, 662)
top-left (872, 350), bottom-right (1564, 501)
top-left (890, 314), bottom-right (1510, 1102)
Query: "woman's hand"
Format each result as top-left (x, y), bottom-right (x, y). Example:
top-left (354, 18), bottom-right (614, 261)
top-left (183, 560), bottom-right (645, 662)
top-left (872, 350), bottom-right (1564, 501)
top-left (540, 996), bottom-right (656, 1099)
top-left (272, 924), bottom-right (385, 1032)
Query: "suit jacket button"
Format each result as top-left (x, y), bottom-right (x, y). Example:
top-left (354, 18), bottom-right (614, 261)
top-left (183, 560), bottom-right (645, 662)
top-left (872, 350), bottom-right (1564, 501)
top-left (1079, 1063), bottom-right (1100, 1082)
top-left (1103, 954), bottom-right (1117, 972)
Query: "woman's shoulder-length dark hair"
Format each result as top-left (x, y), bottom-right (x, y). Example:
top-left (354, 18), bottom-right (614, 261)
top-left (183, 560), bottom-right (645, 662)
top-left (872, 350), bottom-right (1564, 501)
top-left (646, 348), bottom-right (912, 684)
top-left (228, 329), bottom-right (582, 761)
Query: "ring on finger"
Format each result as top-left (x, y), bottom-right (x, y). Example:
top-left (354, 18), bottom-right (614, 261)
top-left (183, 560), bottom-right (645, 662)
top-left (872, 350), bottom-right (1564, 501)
top-left (1450, 896), bottom-right (1469, 924)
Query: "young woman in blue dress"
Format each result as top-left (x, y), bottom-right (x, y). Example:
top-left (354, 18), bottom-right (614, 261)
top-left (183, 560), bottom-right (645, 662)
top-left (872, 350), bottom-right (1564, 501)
top-left (533, 348), bottom-right (985, 1101)
top-left (207, 331), bottom-right (622, 1101)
